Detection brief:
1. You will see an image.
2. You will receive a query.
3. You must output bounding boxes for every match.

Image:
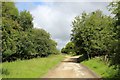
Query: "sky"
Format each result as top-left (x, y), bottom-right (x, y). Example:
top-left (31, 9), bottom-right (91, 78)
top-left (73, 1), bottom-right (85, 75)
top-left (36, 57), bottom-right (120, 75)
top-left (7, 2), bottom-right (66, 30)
top-left (15, 2), bottom-right (111, 50)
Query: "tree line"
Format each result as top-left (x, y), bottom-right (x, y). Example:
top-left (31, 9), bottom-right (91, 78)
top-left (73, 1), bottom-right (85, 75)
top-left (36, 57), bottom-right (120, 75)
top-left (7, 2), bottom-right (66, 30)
top-left (61, 1), bottom-right (120, 77)
top-left (2, 2), bottom-right (59, 62)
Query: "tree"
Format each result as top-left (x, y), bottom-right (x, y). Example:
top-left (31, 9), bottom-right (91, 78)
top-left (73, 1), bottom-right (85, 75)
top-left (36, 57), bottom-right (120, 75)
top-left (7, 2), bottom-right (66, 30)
top-left (19, 10), bottom-right (33, 31)
top-left (31, 28), bottom-right (59, 57)
top-left (2, 2), bottom-right (20, 61)
top-left (61, 47), bottom-right (66, 53)
top-left (2, 2), bottom-right (19, 20)
top-left (108, 1), bottom-right (120, 68)
top-left (61, 42), bottom-right (75, 55)
top-left (71, 10), bottom-right (114, 59)
top-left (2, 2), bottom-right (59, 62)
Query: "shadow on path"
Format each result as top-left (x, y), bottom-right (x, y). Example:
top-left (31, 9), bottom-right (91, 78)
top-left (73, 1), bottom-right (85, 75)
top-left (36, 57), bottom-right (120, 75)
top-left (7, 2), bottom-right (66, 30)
top-left (62, 55), bottom-right (86, 63)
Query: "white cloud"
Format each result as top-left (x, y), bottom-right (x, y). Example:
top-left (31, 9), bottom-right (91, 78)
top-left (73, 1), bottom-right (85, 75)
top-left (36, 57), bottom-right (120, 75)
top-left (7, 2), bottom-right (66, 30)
top-left (30, 2), bottom-right (110, 49)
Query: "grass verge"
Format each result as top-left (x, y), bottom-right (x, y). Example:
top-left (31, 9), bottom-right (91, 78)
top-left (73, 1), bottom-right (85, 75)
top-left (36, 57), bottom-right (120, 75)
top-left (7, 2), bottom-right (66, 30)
top-left (81, 57), bottom-right (118, 78)
top-left (2, 54), bottom-right (65, 78)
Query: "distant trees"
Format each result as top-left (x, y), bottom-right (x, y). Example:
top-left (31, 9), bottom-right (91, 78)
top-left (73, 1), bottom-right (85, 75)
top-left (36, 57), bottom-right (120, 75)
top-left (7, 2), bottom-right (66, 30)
top-left (2, 2), bottom-right (59, 62)
top-left (61, 42), bottom-right (75, 55)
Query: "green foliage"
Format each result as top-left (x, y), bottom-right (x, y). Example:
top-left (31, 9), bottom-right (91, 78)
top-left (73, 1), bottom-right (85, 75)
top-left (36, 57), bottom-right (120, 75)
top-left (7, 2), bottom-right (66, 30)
top-left (2, 17), bottom-right (20, 59)
top-left (19, 10), bottom-right (33, 31)
top-left (61, 42), bottom-right (75, 55)
top-left (71, 10), bottom-right (115, 59)
top-left (31, 28), bottom-right (58, 56)
top-left (108, 1), bottom-right (120, 69)
top-left (2, 2), bottom-right (58, 62)
top-left (2, 2), bottom-right (19, 20)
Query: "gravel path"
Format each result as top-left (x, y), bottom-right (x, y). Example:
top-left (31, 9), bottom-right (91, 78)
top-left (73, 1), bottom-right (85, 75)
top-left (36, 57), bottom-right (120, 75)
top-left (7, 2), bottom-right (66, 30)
top-left (43, 55), bottom-right (100, 78)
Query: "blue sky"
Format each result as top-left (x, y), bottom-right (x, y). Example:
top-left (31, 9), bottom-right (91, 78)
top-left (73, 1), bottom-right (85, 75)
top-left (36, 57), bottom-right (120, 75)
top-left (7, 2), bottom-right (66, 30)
top-left (15, 2), bottom-right (45, 11)
top-left (15, 2), bottom-right (111, 49)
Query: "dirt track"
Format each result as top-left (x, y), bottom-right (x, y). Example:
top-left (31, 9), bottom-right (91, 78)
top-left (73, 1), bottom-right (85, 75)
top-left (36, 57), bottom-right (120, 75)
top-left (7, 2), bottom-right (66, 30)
top-left (43, 55), bottom-right (100, 78)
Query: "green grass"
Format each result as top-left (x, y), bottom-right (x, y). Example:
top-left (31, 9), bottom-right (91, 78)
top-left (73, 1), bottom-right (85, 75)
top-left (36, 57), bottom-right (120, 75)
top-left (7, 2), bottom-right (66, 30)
top-left (1, 54), bottom-right (65, 78)
top-left (0, 63), bottom-right (2, 79)
top-left (81, 57), bottom-right (118, 78)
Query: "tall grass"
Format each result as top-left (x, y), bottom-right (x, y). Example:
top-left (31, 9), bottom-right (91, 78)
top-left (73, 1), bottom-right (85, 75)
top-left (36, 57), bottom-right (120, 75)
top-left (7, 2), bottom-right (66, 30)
top-left (2, 54), bottom-right (65, 78)
top-left (81, 57), bottom-right (118, 78)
